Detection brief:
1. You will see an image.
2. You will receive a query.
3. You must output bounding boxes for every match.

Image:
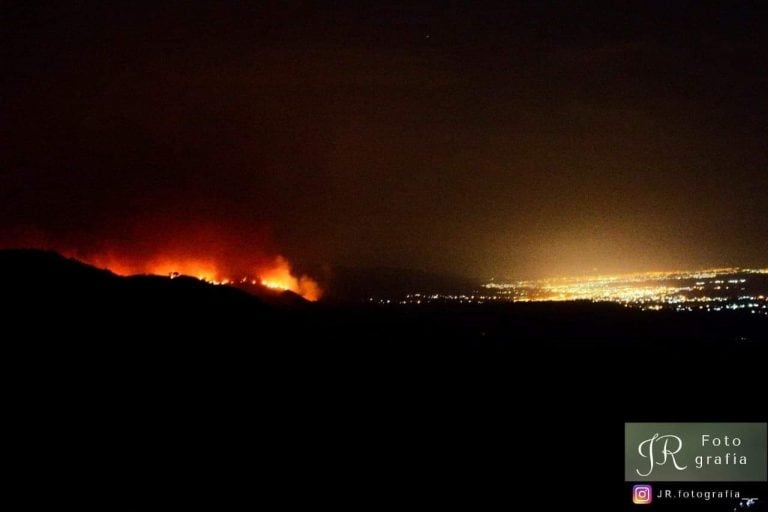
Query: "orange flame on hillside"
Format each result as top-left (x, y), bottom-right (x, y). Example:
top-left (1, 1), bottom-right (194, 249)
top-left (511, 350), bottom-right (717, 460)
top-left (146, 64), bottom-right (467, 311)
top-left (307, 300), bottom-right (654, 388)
top-left (259, 256), bottom-right (322, 302)
top-left (73, 251), bottom-right (322, 301)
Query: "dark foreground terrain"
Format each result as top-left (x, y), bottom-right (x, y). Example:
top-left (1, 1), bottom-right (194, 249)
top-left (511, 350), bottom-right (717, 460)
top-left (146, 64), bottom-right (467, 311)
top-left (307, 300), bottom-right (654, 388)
top-left (3, 250), bottom-right (766, 509)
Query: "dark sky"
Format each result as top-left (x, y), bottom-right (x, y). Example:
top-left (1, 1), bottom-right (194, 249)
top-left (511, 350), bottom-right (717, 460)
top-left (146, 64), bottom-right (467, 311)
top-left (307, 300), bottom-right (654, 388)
top-left (2, 1), bottom-right (767, 279)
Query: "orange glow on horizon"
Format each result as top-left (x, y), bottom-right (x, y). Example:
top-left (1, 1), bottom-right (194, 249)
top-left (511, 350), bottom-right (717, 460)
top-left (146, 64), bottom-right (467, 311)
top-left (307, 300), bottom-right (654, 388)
top-left (146, 257), bottom-right (220, 283)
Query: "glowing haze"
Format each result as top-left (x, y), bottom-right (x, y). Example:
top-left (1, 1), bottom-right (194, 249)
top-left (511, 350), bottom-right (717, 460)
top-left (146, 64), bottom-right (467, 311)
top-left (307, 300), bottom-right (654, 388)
top-left (1, 3), bottom-right (767, 281)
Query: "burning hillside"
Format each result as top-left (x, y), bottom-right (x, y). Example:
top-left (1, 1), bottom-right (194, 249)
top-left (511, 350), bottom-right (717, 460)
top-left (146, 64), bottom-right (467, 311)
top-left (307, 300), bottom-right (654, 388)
top-left (70, 250), bottom-right (323, 302)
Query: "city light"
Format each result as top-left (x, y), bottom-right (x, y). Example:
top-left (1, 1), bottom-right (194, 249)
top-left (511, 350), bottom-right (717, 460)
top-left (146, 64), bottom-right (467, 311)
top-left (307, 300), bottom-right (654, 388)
top-left (369, 267), bottom-right (768, 315)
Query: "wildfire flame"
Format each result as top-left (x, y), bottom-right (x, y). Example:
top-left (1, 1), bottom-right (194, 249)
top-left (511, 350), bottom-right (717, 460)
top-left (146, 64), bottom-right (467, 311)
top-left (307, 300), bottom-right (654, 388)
top-left (258, 255), bottom-right (322, 301)
top-left (71, 251), bottom-right (322, 301)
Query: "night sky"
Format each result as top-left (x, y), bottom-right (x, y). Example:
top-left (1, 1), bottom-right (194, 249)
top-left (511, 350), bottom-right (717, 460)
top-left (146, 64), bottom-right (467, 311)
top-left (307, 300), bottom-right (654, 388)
top-left (2, 1), bottom-right (767, 280)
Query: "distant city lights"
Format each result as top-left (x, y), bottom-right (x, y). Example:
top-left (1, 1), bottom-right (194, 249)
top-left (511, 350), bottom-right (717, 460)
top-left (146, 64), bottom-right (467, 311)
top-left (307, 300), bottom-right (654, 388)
top-left (368, 267), bottom-right (768, 315)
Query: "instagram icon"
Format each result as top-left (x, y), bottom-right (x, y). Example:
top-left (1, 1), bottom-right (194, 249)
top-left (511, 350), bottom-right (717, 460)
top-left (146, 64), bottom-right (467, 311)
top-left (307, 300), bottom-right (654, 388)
top-left (633, 484), bottom-right (653, 505)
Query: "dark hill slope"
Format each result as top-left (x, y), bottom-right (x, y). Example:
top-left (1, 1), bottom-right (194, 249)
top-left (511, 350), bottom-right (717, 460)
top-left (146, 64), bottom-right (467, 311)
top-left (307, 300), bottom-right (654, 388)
top-left (1, 249), bottom-right (766, 509)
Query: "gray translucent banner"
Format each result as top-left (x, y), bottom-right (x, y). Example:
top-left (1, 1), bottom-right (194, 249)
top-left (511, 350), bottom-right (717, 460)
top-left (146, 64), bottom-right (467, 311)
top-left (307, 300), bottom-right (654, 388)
top-left (625, 423), bottom-right (767, 481)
